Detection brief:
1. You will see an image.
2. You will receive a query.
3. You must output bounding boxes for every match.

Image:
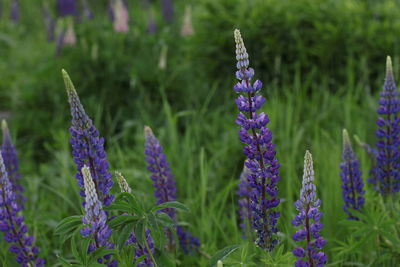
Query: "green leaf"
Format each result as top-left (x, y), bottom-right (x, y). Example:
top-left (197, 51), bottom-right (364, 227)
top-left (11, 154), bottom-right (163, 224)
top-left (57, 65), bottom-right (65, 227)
top-left (104, 202), bottom-right (133, 214)
top-left (155, 213), bottom-right (175, 228)
top-left (109, 214), bottom-right (140, 229)
top-left (116, 222), bottom-right (136, 249)
top-left (55, 215), bottom-right (83, 236)
top-left (208, 245), bottom-right (240, 267)
top-left (155, 250), bottom-right (176, 267)
top-left (118, 192), bottom-right (145, 215)
top-left (151, 201), bottom-right (190, 213)
top-left (147, 213), bottom-right (167, 250)
top-left (135, 219), bottom-right (146, 247)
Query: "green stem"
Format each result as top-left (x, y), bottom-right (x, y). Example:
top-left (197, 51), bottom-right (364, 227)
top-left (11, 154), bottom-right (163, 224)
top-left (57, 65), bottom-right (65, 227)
top-left (143, 227), bottom-right (158, 267)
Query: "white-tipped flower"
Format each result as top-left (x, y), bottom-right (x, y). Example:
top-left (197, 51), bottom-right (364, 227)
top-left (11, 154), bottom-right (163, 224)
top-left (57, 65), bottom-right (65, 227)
top-left (180, 5), bottom-right (194, 36)
top-left (299, 151), bottom-right (317, 205)
top-left (115, 171), bottom-right (132, 193)
top-left (234, 29), bottom-right (249, 70)
top-left (82, 165), bottom-right (99, 210)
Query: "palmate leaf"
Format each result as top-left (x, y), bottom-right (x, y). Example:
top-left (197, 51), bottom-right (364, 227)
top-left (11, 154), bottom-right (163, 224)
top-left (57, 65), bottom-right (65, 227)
top-left (115, 222), bottom-right (136, 249)
top-left (147, 213), bottom-right (167, 250)
top-left (150, 201), bottom-right (190, 213)
top-left (154, 250), bottom-right (176, 267)
top-left (55, 215), bottom-right (83, 235)
top-left (55, 215), bottom-right (84, 243)
top-left (109, 214), bottom-right (140, 228)
top-left (208, 245), bottom-right (240, 267)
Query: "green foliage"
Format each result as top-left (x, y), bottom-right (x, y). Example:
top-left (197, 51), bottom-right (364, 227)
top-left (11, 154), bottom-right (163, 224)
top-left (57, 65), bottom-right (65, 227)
top-left (0, 0), bottom-right (400, 266)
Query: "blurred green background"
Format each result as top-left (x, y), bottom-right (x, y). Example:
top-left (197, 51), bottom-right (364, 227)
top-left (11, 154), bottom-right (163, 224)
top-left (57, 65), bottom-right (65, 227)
top-left (0, 0), bottom-right (399, 265)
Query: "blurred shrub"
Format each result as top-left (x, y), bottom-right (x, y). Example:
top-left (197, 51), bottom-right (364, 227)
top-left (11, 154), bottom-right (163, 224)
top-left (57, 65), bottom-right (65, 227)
top-left (194, 0), bottom-right (400, 88)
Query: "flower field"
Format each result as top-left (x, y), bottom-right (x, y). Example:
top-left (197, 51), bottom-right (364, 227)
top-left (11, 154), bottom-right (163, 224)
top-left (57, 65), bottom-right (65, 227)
top-left (0, 0), bottom-right (399, 266)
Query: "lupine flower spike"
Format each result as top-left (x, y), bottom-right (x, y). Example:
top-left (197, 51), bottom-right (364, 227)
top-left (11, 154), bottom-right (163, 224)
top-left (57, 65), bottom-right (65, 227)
top-left (237, 165), bottom-right (253, 237)
top-left (82, 0), bottom-right (94, 20)
top-left (0, 153), bottom-right (45, 266)
top-left (233, 29), bottom-right (280, 250)
top-left (57, 0), bottom-right (77, 17)
top-left (292, 151), bottom-right (327, 267)
top-left (62, 70), bottom-right (114, 207)
top-left (340, 130), bottom-right (365, 219)
top-left (369, 56), bottom-right (400, 194)
top-left (113, 0), bottom-right (129, 33)
top-left (63, 19), bottom-right (77, 46)
top-left (144, 126), bottom-right (200, 253)
top-left (115, 171), bottom-right (131, 193)
top-left (81, 166), bottom-right (117, 267)
top-left (180, 5), bottom-right (194, 37)
top-left (42, 4), bottom-right (56, 42)
top-left (114, 172), bottom-right (155, 266)
top-left (161, 0), bottom-right (174, 23)
top-left (1, 120), bottom-right (25, 207)
top-left (10, 0), bottom-right (19, 22)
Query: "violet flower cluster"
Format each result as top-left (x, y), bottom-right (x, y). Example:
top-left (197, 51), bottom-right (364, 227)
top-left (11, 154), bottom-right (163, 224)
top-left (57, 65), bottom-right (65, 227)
top-left (369, 56), bottom-right (400, 194)
top-left (237, 165), bottom-right (252, 237)
top-left (1, 120), bottom-right (25, 207)
top-left (340, 130), bottom-right (365, 219)
top-left (10, 0), bottom-right (19, 22)
top-left (62, 70), bottom-right (114, 207)
top-left (126, 230), bottom-right (154, 267)
top-left (80, 166), bottom-right (116, 267)
top-left (144, 126), bottom-right (200, 253)
top-left (233, 29), bottom-right (280, 250)
top-left (161, 0), bottom-right (174, 23)
top-left (292, 151), bottom-right (327, 267)
top-left (0, 153), bottom-right (45, 266)
top-left (57, 0), bottom-right (77, 17)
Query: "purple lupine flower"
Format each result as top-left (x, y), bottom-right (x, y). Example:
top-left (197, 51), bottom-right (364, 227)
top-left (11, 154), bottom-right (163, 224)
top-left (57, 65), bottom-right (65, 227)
top-left (161, 0), bottom-right (174, 23)
top-left (176, 226), bottom-right (200, 254)
top-left (10, 0), bottom-right (19, 22)
top-left (57, 0), bottom-right (77, 17)
top-left (80, 166), bottom-right (116, 266)
top-left (42, 5), bottom-right (56, 42)
top-left (237, 165), bottom-right (252, 237)
top-left (369, 56), bottom-right (400, 194)
top-left (144, 126), bottom-right (177, 219)
top-left (292, 151), bottom-right (327, 267)
top-left (0, 153), bottom-right (45, 266)
top-left (147, 10), bottom-right (157, 34)
top-left (126, 230), bottom-right (154, 267)
top-left (1, 120), bottom-right (25, 208)
top-left (340, 130), bottom-right (365, 219)
top-left (144, 126), bottom-right (200, 253)
top-left (233, 29), bottom-right (280, 250)
top-left (62, 70), bottom-right (114, 207)
top-left (81, 0), bottom-right (94, 20)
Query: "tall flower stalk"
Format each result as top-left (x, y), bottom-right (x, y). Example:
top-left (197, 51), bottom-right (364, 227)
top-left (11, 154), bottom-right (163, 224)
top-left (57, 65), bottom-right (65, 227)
top-left (292, 151), bottom-right (327, 267)
top-left (233, 29), bottom-right (280, 250)
top-left (114, 172), bottom-right (155, 266)
top-left (80, 166), bottom-right (116, 267)
top-left (1, 120), bottom-right (25, 207)
top-left (144, 126), bottom-right (200, 253)
top-left (0, 153), bottom-right (45, 266)
top-left (340, 129), bottom-right (365, 219)
top-left (62, 70), bottom-right (114, 207)
top-left (369, 56), bottom-right (400, 194)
